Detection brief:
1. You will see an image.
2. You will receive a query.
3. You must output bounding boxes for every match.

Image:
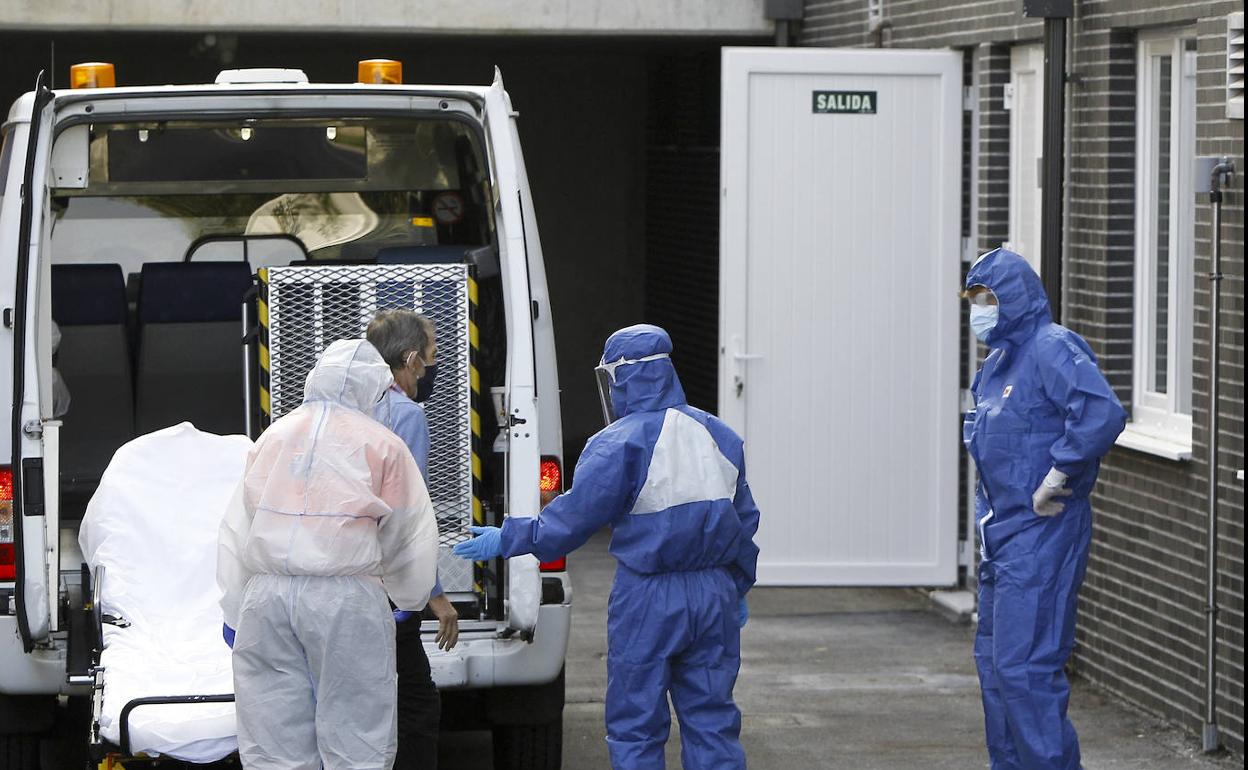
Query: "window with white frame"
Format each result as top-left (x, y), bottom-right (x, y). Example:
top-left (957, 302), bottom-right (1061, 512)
top-left (1130, 32), bottom-right (1197, 451)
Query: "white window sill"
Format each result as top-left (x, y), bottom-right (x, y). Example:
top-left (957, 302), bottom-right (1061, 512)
top-left (1115, 424), bottom-right (1193, 461)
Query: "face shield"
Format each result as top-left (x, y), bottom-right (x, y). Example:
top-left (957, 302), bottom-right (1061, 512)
top-left (594, 352), bottom-right (670, 425)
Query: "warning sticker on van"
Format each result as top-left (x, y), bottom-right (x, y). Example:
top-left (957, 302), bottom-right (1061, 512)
top-left (812, 90), bottom-right (877, 114)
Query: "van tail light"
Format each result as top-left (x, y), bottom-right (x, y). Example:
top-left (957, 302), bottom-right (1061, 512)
top-left (537, 457), bottom-right (566, 571)
top-left (1, 466), bottom-right (15, 580)
top-left (539, 456), bottom-right (562, 495)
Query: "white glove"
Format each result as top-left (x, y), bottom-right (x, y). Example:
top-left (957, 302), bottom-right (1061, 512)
top-left (1032, 468), bottom-right (1072, 517)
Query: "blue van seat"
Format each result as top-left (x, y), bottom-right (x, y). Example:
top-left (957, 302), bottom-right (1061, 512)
top-left (135, 262), bottom-right (252, 435)
top-left (51, 264), bottom-right (135, 494)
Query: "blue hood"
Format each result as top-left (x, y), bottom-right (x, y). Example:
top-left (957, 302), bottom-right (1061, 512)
top-left (965, 248), bottom-right (1052, 348)
top-left (601, 324), bottom-right (687, 418)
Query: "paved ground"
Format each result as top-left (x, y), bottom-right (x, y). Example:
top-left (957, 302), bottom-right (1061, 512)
top-left (442, 530), bottom-right (1239, 769)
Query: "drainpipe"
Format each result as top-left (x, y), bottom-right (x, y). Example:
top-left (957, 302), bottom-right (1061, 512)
top-left (1023, 0), bottom-right (1074, 321)
top-left (764, 0), bottom-right (802, 47)
top-left (1202, 157), bottom-right (1235, 754)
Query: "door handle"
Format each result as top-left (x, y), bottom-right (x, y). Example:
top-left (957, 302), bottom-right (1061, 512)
top-left (728, 337), bottom-right (761, 398)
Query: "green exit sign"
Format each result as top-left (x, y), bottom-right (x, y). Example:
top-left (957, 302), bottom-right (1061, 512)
top-left (812, 90), bottom-right (878, 114)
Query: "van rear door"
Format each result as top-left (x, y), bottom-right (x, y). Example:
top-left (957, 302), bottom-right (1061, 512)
top-left (482, 71), bottom-right (541, 636)
top-left (5, 73), bottom-right (54, 652)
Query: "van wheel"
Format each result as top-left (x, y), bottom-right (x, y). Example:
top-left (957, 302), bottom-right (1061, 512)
top-left (491, 720), bottom-right (562, 770)
top-left (0, 734), bottom-right (41, 770)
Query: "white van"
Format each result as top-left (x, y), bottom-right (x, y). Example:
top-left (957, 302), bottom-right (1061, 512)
top-left (0, 62), bottom-right (570, 770)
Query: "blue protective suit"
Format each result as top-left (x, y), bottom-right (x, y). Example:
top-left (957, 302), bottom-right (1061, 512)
top-left (963, 249), bottom-right (1126, 770)
top-left (500, 324), bottom-right (760, 770)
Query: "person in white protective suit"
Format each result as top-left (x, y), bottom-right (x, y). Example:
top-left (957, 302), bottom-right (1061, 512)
top-left (217, 339), bottom-right (439, 770)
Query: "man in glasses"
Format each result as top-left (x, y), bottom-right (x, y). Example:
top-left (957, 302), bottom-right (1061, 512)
top-left (455, 323), bottom-right (760, 770)
top-left (962, 248), bottom-right (1126, 770)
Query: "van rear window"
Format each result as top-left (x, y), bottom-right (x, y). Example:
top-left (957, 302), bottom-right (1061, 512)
top-left (69, 117), bottom-right (486, 195)
top-left (107, 126), bottom-right (368, 183)
top-left (0, 127), bottom-right (14, 207)
top-left (50, 116), bottom-right (495, 270)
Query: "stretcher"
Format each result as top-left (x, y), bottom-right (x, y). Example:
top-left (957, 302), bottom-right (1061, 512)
top-left (74, 423), bottom-right (252, 767)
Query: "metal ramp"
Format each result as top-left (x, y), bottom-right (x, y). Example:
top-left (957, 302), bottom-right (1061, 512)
top-left (255, 263), bottom-right (482, 595)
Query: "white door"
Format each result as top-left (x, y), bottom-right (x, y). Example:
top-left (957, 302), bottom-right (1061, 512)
top-left (719, 48), bottom-right (961, 586)
top-left (1007, 44), bottom-right (1044, 273)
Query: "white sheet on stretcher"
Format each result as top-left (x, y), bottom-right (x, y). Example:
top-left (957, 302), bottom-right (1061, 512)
top-left (79, 422), bottom-right (252, 763)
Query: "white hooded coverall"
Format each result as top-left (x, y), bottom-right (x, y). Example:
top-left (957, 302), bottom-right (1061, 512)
top-left (218, 339), bottom-right (439, 770)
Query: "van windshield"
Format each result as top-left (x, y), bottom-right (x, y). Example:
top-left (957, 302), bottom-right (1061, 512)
top-left (50, 117), bottom-right (494, 271)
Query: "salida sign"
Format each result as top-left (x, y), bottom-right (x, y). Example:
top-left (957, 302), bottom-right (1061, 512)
top-left (812, 90), bottom-right (877, 114)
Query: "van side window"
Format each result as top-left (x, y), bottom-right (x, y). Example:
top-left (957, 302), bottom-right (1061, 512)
top-left (0, 127), bottom-right (14, 208)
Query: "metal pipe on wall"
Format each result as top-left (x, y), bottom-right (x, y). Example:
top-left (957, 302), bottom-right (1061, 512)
top-left (1039, 16), bottom-right (1067, 320)
top-left (1023, 0), bottom-right (1073, 319)
top-left (774, 19), bottom-right (791, 47)
top-left (1203, 157), bottom-right (1235, 754)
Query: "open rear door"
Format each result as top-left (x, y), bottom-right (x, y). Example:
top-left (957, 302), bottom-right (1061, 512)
top-left (719, 48), bottom-right (962, 586)
top-left (8, 72), bottom-right (54, 649)
top-left (482, 70), bottom-right (542, 636)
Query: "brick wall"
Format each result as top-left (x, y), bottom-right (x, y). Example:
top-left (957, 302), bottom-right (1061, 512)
top-left (801, 0), bottom-right (1245, 754)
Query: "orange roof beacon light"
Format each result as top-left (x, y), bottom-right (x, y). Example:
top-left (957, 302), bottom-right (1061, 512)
top-left (357, 59), bottom-right (402, 85)
top-left (70, 62), bottom-right (116, 89)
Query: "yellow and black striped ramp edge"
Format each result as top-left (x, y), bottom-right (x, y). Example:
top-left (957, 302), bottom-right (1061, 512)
top-left (257, 267), bottom-right (272, 424)
top-left (468, 273), bottom-right (489, 604)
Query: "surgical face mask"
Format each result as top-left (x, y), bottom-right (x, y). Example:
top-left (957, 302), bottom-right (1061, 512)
top-left (970, 304), bottom-right (999, 342)
top-left (415, 363), bottom-right (438, 403)
top-left (594, 352), bottom-right (671, 424)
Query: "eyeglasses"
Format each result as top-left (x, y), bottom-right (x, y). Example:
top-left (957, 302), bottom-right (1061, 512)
top-left (595, 353), bottom-right (670, 384)
top-left (962, 287), bottom-right (998, 307)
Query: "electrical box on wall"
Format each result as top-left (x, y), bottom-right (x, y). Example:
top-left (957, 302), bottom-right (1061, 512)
top-left (763, 0), bottom-right (802, 21)
top-left (1022, 0), bottom-right (1073, 17)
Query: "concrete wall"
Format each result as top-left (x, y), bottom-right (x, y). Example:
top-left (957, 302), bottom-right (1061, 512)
top-left (801, 0), bottom-right (1245, 756)
top-left (0, 0), bottom-right (772, 36)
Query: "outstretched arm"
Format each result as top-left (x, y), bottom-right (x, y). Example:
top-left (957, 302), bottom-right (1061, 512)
top-left (498, 438), bottom-right (634, 563)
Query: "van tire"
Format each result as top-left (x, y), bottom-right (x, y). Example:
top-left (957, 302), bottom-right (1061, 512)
top-left (0, 734), bottom-right (41, 770)
top-left (491, 720), bottom-right (562, 770)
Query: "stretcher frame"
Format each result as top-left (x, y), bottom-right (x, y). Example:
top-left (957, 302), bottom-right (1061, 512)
top-left (80, 565), bottom-right (238, 769)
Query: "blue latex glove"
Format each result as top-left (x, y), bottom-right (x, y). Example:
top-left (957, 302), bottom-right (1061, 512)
top-left (393, 610), bottom-right (415, 623)
top-left (737, 597), bottom-right (748, 629)
top-left (222, 624), bottom-right (236, 648)
top-left (452, 525), bottom-right (503, 560)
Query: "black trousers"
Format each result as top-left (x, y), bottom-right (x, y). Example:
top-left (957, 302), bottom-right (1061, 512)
top-left (394, 620), bottom-right (441, 770)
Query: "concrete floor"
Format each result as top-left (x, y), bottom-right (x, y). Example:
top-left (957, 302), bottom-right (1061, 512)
top-left (441, 530), bottom-right (1238, 769)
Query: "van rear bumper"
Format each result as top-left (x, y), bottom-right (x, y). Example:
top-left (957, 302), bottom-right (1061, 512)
top-left (1, 594), bottom-right (572, 695)
top-left (428, 603), bottom-right (570, 690)
top-left (0, 616), bottom-right (65, 695)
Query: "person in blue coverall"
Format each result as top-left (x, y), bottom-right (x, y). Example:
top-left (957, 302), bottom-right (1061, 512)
top-left (963, 248), bottom-right (1127, 770)
top-left (367, 309), bottom-right (460, 770)
top-left (455, 324), bottom-right (761, 770)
